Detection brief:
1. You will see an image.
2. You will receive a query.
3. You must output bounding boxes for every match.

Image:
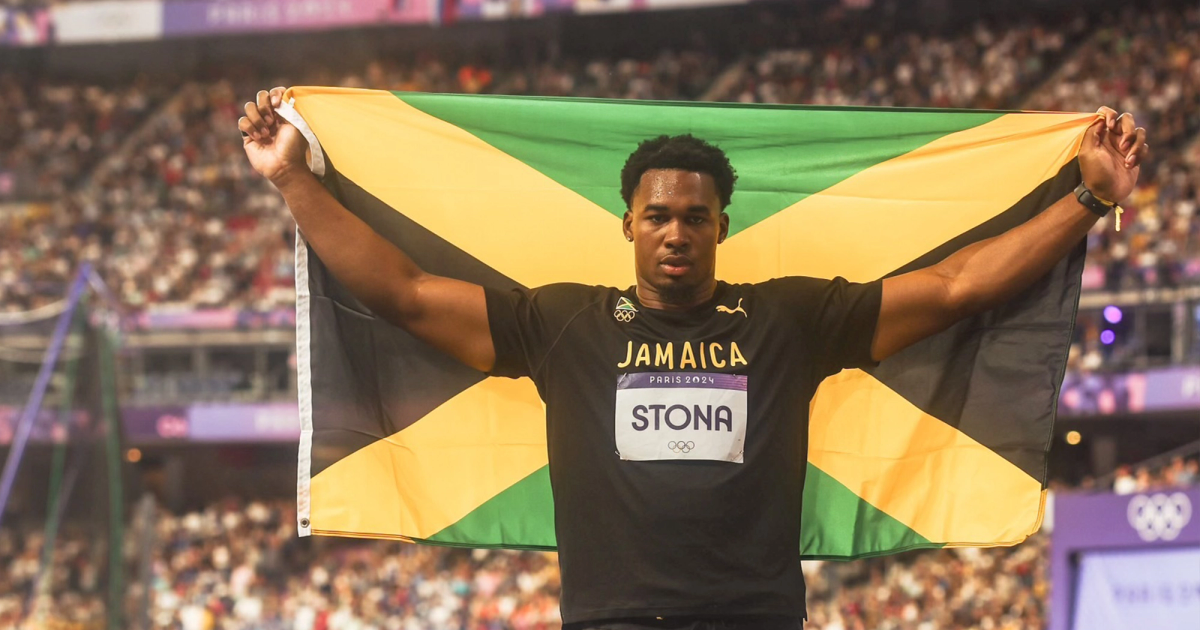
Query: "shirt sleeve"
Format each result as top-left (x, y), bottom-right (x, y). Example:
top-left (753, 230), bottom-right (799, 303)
top-left (484, 284), bottom-right (595, 380)
top-left (763, 276), bottom-right (884, 377)
top-left (484, 287), bottom-right (543, 379)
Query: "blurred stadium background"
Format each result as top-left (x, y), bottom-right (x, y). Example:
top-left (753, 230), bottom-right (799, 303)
top-left (1, 0), bottom-right (1198, 628)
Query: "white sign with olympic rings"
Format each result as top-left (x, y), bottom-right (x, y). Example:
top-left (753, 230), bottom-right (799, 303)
top-left (1127, 492), bottom-right (1192, 542)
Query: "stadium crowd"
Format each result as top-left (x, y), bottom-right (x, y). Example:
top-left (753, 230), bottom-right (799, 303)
top-left (0, 74), bottom-right (166, 202)
top-left (720, 16), bottom-right (1078, 109)
top-left (1109, 454), bottom-right (1199, 494)
top-left (1026, 6), bottom-right (1200, 291)
top-left (0, 46), bottom-right (725, 312)
top-left (2, 4), bottom-right (1200, 314)
top-left (2, 453), bottom-right (1196, 629)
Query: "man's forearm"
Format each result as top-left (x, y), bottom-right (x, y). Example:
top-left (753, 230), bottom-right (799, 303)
top-left (940, 192), bottom-right (1100, 316)
top-left (873, 110), bottom-right (1144, 362)
top-left (274, 166), bottom-right (424, 323)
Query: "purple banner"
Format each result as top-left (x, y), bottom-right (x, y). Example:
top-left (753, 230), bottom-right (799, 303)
top-left (447, 0), bottom-right (576, 21)
top-left (1050, 488), bottom-right (1200, 630)
top-left (443, 0), bottom-right (758, 22)
top-left (0, 406), bottom-right (94, 445)
top-left (1059, 366), bottom-right (1200, 417)
top-left (122, 403), bottom-right (298, 442)
top-left (188, 403), bottom-right (299, 441)
top-left (1143, 367), bottom-right (1200, 411)
top-left (162, 0), bottom-right (433, 36)
top-left (129, 308), bottom-right (295, 331)
top-left (122, 406), bottom-right (191, 441)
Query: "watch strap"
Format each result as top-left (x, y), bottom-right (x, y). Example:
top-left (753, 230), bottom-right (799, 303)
top-left (1075, 181), bottom-right (1116, 217)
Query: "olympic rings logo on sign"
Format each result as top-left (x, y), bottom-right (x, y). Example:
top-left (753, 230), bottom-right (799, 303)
top-left (1127, 492), bottom-right (1192, 542)
top-left (668, 441), bottom-right (695, 453)
top-left (613, 310), bottom-right (636, 322)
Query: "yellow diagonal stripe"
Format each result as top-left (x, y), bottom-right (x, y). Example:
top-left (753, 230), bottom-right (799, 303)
top-left (719, 112), bottom-right (1093, 283)
top-left (287, 87), bottom-right (632, 289)
top-left (809, 369), bottom-right (1044, 543)
top-left (309, 377), bottom-right (548, 539)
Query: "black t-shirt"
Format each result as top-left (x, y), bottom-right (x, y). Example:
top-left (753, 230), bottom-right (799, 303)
top-left (485, 277), bottom-right (882, 624)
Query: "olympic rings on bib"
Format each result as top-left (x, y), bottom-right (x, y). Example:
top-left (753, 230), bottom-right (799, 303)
top-left (667, 441), bottom-right (695, 453)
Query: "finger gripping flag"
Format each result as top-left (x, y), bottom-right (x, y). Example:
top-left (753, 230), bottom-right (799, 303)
top-left (287, 87), bottom-right (1092, 558)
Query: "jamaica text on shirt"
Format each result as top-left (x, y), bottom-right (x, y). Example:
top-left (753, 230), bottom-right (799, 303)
top-left (616, 341), bottom-right (749, 370)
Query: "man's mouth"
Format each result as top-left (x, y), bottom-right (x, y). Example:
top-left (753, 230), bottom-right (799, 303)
top-left (660, 255), bottom-right (693, 277)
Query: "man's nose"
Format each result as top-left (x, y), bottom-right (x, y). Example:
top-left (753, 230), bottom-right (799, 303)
top-left (664, 219), bottom-right (688, 249)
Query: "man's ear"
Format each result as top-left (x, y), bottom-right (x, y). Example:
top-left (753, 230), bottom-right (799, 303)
top-left (717, 211), bottom-right (730, 244)
top-left (623, 210), bottom-right (634, 242)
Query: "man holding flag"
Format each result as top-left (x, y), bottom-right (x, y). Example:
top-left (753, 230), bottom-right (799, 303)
top-left (239, 87), bottom-right (1146, 630)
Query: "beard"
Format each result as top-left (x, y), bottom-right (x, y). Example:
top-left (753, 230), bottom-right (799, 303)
top-left (655, 276), bottom-right (706, 306)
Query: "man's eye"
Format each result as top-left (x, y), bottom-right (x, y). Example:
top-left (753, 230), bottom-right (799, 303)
top-left (649, 215), bottom-right (667, 223)
top-left (689, 216), bottom-right (706, 225)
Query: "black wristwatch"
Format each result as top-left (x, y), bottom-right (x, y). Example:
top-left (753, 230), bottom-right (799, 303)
top-left (1074, 181), bottom-right (1116, 217)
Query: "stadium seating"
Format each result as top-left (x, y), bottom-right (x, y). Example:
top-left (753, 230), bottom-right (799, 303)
top-left (1, 6), bottom-right (1197, 316)
top-left (1025, 6), bottom-right (1200, 291)
top-left (3, 457), bottom-right (1194, 628)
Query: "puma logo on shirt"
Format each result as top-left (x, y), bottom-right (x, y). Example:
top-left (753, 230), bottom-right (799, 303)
top-left (716, 297), bottom-right (748, 317)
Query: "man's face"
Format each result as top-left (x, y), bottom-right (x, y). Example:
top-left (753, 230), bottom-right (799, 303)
top-left (623, 169), bottom-right (729, 305)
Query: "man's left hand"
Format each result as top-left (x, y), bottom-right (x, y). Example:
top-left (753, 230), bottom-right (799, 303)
top-left (1079, 106), bottom-right (1149, 204)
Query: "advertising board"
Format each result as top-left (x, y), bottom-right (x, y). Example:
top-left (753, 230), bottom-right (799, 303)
top-left (1050, 489), bottom-right (1200, 630)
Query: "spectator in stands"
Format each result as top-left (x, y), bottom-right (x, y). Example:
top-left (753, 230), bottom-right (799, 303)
top-left (1112, 465), bottom-right (1138, 494)
top-left (1169, 455), bottom-right (1198, 486)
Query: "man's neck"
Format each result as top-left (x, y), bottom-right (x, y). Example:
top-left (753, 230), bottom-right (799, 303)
top-left (635, 279), bottom-right (718, 311)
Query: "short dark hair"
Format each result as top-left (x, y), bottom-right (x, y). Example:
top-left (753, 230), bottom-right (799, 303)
top-left (620, 134), bottom-right (737, 211)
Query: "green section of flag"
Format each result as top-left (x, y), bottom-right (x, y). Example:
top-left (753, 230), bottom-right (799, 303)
top-left (426, 466), bottom-right (557, 549)
top-left (800, 463), bottom-right (937, 559)
top-left (393, 92), bottom-right (1004, 236)
top-left (424, 462), bottom-right (938, 559)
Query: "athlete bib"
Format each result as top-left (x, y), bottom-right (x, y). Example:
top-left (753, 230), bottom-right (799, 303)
top-left (614, 372), bottom-right (747, 463)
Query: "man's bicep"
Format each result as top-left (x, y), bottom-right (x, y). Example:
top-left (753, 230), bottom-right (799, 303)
top-left (404, 274), bottom-right (496, 373)
top-left (874, 268), bottom-right (959, 362)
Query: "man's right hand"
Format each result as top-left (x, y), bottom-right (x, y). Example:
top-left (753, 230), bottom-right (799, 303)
top-left (239, 87), bottom-right (309, 184)
top-left (237, 86), bottom-right (498, 374)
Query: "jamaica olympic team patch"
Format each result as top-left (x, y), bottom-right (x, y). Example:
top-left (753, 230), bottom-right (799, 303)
top-left (613, 296), bottom-right (638, 322)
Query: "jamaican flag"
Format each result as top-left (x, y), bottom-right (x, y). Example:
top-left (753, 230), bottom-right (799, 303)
top-left (284, 87), bottom-right (1091, 558)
